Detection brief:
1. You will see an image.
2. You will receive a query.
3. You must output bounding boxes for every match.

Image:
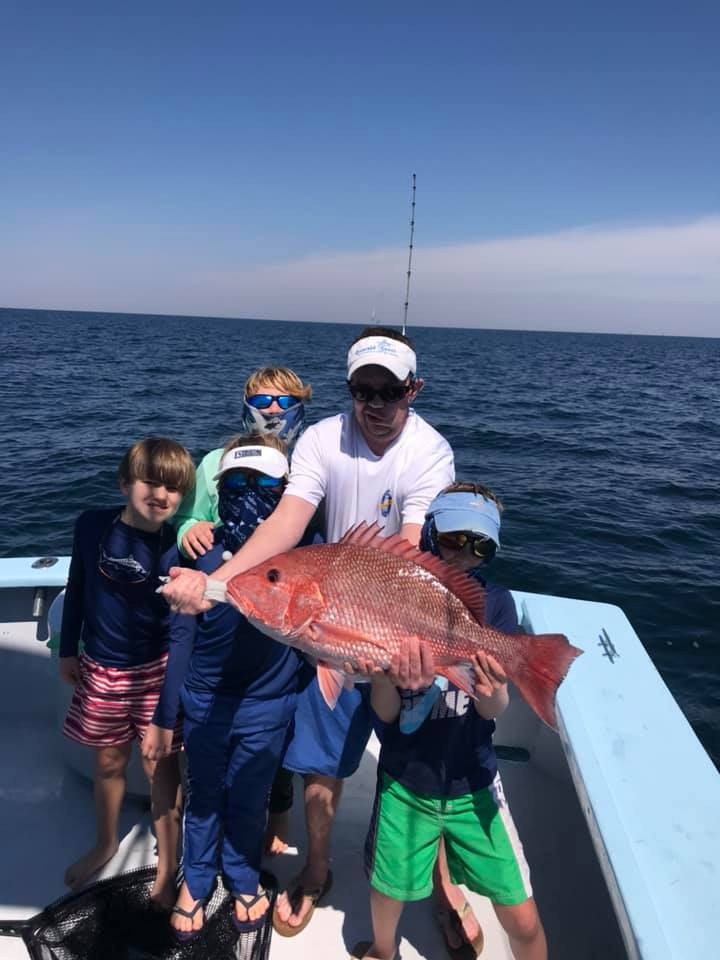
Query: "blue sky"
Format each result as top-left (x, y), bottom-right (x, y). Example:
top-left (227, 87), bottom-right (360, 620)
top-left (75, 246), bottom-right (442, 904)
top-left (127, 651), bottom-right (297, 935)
top-left (2, 2), bottom-right (719, 334)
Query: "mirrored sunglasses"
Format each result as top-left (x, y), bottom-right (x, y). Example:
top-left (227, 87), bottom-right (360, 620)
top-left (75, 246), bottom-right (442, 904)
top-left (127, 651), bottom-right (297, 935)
top-left (246, 394), bottom-right (300, 411)
top-left (222, 472), bottom-right (283, 490)
top-left (436, 530), bottom-right (497, 562)
top-left (347, 382), bottom-right (410, 404)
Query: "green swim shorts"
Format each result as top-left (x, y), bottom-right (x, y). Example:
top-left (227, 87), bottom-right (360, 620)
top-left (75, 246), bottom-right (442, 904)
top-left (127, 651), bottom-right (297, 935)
top-left (364, 771), bottom-right (533, 905)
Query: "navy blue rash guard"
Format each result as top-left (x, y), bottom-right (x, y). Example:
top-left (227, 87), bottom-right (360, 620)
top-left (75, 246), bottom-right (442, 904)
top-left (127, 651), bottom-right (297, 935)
top-left (153, 538), bottom-right (305, 730)
top-left (377, 580), bottom-right (519, 799)
top-left (59, 508), bottom-right (179, 667)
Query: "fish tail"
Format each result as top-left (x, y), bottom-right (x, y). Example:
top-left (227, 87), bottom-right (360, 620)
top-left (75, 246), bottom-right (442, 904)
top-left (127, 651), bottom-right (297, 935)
top-left (510, 634), bottom-right (583, 731)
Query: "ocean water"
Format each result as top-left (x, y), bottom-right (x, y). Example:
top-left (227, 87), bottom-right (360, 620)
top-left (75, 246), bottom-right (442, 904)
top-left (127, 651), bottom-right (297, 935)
top-left (1, 308), bottom-right (718, 767)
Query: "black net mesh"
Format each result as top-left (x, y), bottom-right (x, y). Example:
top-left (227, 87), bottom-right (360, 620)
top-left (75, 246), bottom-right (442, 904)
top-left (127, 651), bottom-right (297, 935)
top-left (0, 866), bottom-right (276, 960)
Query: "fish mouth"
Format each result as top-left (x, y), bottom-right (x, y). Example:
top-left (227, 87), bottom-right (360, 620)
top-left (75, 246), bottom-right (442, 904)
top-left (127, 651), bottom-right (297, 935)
top-left (226, 589), bottom-right (252, 617)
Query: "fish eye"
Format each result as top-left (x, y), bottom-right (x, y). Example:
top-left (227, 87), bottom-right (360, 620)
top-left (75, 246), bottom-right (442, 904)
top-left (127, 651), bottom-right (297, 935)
top-left (266, 568), bottom-right (280, 583)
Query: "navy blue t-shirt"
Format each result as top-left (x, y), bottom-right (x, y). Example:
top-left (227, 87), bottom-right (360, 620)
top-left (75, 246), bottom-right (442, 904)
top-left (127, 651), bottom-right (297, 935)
top-left (153, 538), bottom-right (304, 729)
top-left (59, 507), bottom-right (178, 667)
top-left (377, 580), bottom-right (518, 799)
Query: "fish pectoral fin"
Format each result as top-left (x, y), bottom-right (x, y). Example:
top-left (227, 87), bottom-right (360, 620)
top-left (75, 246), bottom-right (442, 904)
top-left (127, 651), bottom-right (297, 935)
top-left (307, 621), bottom-right (388, 653)
top-left (437, 663), bottom-right (477, 700)
top-left (285, 615), bottom-right (319, 640)
top-left (316, 663), bottom-right (348, 710)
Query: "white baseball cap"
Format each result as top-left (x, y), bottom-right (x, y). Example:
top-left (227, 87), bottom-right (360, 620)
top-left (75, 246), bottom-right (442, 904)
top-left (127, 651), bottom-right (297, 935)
top-left (213, 445), bottom-right (289, 481)
top-left (347, 336), bottom-right (417, 382)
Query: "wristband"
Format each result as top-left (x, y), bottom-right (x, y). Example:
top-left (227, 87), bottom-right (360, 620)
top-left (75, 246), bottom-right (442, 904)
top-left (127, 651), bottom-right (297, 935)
top-left (203, 579), bottom-right (228, 603)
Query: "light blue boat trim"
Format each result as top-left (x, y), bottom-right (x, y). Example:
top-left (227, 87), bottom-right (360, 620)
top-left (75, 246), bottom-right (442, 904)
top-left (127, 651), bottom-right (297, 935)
top-left (0, 556), bottom-right (70, 589)
top-left (1, 559), bottom-right (718, 958)
top-left (513, 589), bottom-right (720, 960)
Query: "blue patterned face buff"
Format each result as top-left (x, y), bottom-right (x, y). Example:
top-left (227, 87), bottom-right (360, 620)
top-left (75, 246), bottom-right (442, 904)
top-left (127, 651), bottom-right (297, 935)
top-left (217, 483), bottom-right (283, 554)
top-left (241, 398), bottom-right (305, 450)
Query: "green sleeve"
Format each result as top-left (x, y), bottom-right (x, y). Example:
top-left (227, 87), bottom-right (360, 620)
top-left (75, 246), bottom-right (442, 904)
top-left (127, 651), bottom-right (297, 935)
top-left (173, 448), bottom-right (223, 551)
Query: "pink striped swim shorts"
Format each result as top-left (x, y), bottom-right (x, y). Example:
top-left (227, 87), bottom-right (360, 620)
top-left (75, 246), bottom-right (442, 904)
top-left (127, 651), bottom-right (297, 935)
top-left (63, 652), bottom-right (182, 750)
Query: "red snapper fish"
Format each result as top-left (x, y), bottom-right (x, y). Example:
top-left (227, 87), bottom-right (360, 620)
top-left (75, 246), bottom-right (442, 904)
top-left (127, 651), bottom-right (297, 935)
top-left (226, 523), bottom-right (583, 729)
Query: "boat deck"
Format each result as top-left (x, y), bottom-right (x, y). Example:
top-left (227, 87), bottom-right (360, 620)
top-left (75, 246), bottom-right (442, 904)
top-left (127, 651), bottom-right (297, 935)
top-left (0, 618), bottom-right (626, 959)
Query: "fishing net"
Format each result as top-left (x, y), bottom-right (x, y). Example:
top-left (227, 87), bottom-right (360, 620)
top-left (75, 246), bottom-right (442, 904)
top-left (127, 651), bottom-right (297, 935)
top-left (0, 865), bottom-right (276, 960)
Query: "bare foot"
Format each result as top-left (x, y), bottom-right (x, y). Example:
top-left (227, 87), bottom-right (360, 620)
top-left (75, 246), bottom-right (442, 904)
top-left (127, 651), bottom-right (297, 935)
top-left (274, 865), bottom-right (328, 929)
top-left (64, 841), bottom-right (119, 889)
top-left (235, 887), bottom-right (270, 926)
top-left (264, 810), bottom-right (290, 856)
top-left (150, 871), bottom-right (178, 912)
top-left (170, 881), bottom-right (205, 936)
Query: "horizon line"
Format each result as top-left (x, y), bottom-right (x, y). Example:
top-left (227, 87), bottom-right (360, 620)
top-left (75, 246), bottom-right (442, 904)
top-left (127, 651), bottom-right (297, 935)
top-left (2, 304), bottom-right (718, 341)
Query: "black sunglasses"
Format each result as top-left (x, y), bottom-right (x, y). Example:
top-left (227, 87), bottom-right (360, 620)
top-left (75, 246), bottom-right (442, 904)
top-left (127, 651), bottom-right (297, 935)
top-left (436, 530), bottom-right (497, 563)
top-left (347, 381), bottom-right (411, 404)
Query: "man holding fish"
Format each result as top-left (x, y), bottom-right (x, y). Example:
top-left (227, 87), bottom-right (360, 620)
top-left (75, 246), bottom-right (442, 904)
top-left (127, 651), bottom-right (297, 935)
top-left (161, 327), bottom-right (455, 934)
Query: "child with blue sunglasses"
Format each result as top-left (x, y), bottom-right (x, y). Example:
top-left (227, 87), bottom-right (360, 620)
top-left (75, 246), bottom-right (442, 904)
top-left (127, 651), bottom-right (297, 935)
top-left (174, 367), bottom-right (312, 561)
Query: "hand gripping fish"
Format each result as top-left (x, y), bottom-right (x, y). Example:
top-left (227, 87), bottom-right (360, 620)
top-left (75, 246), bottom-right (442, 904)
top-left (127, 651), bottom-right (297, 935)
top-left (226, 522), bottom-right (583, 730)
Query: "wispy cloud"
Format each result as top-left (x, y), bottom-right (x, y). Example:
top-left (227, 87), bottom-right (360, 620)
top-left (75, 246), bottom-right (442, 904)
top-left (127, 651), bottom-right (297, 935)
top-left (3, 218), bottom-right (720, 336)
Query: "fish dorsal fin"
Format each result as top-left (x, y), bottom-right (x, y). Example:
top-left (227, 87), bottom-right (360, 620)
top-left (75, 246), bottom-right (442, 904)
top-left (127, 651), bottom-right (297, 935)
top-left (340, 522), bottom-right (486, 625)
top-left (339, 520), bottom-right (378, 546)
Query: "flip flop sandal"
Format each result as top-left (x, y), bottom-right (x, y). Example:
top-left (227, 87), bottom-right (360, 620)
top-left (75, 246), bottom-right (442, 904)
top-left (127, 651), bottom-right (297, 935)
top-left (170, 897), bottom-right (207, 943)
top-left (436, 902), bottom-right (485, 959)
top-left (271, 869), bottom-right (333, 938)
top-left (348, 941), bottom-right (398, 959)
top-left (232, 886), bottom-right (271, 933)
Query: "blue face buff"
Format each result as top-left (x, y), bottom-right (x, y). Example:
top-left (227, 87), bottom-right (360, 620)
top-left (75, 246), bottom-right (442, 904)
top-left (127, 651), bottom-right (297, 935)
top-left (217, 483), bottom-right (283, 555)
top-left (241, 398), bottom-right (305, 450)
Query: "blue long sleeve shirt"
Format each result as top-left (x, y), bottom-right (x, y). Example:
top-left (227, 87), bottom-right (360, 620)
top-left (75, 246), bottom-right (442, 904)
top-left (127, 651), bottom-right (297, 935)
top-left (59, 508), bottom-right (179, 667)
top-left (152, 538), bottom-right (304, 729)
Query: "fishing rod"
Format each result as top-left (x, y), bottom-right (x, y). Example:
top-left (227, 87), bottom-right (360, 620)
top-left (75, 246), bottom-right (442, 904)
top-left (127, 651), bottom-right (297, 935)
top-left (402, 172), bottom-right (416, 336)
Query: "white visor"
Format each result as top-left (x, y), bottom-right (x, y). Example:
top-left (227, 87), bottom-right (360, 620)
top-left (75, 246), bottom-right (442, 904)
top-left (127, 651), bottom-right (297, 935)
top-left (213, 446), bottom-right (289, 481)
top-left (347, 336), bottom-right (417, 382)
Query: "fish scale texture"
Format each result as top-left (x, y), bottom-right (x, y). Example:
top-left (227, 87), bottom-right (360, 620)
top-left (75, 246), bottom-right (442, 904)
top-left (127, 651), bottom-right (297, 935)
top-left (243, 543), bottom-right (519, 669)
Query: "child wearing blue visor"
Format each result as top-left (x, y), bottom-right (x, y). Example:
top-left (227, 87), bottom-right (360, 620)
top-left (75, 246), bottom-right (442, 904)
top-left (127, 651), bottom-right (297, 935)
top-left (144, 434), bottom-right (306, 940)
top-left (401, 482), bottom-right (508, 734)
top-left (403, 483), bottom-right (521, 959)
top-left (358, 482), bottom-right (546, 960)
top-left (174, 367), bottom-right (311, 561)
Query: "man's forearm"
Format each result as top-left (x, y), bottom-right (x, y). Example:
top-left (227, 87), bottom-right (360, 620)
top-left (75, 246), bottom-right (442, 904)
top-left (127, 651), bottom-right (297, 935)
top-left (211, 494), bottom-right (316, 582)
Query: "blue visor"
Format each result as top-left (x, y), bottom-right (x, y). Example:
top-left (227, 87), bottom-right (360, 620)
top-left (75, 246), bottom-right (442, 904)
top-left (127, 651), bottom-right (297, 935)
top-left (425, 491), bottom-right (501, 547)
